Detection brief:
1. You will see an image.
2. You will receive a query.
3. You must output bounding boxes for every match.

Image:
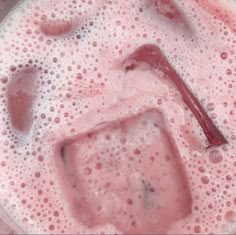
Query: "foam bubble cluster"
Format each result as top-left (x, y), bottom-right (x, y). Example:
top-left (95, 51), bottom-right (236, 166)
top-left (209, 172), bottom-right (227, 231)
top-left (0, 0), bottom-right (235, 234)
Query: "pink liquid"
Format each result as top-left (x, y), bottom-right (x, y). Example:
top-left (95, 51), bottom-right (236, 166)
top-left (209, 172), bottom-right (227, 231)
top-left (0, 0), bottom-right (236, 234)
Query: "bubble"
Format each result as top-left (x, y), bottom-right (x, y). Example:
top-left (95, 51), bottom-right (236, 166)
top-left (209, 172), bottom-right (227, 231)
top-left (225, 175), bottom-right (232, 181)
top-left (38, 155), bottom-right (44, 162)
top-left (206, 102), bottom-right (215, 111)
top-left (209, 150), bottom-right (223, 164)
top-left (53, 211), bottom-right (59, 217)
top-left (224, 210), bottom-right (236, 223)
top-left (0, 76), bottom-right (8, 84)
top-left (220, 52), bottom-right (228, 59)
top-left (0, 161), bottom-right (6, 167)
top-left (201, 176), bottom-right (209, 184)
top-left (35, 172), bottom-right (41, 178)
top-left (127, 199), bottom-right (133, 205)
top-left (194, 225), bottom-right (201, 233)
top-left (95, 162), bottom-right (102, 169)
top-left (21, 199), bottom-right (26, 204)
top-left (54, 117), bottom-right (60, 123)
top-left (198, 166), bottom-right (205, 173)
top-left (49, 224), bottom-right (55, 231)
top-left (133, 148), bottom-right (141, 155)
top-left (9, 65), bottom-right (16, 72)
top-left (226, 68), bottom-right (232, 75)
top-left (38, 189), bottom-right (43, 195)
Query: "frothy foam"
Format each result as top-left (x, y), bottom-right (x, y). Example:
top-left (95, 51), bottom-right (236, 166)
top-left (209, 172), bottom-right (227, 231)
top-left (0, 0), bottom-right (235, 234)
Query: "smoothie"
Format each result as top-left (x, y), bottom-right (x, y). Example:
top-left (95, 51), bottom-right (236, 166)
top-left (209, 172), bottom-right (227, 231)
top-left (0, 0), bottom-right (235, 234)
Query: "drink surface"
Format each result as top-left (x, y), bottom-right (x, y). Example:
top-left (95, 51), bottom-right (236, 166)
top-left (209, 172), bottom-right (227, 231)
top-left (0, 0), bottom-right (236, 234)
